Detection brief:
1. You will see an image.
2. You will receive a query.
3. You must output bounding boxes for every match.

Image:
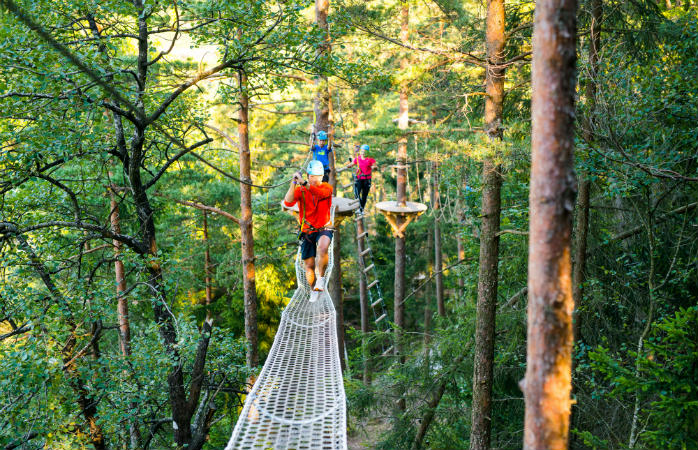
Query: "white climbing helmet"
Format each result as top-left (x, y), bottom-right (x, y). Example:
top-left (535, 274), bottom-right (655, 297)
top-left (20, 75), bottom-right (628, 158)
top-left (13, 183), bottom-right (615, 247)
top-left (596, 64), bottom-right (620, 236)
top-left (307, 160), bottom-right (324, 176)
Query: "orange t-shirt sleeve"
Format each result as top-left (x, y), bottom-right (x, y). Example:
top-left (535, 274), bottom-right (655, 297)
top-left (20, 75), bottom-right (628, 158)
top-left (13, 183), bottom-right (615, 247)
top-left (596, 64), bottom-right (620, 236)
top-left (283, 186), bottom-right (302, 207)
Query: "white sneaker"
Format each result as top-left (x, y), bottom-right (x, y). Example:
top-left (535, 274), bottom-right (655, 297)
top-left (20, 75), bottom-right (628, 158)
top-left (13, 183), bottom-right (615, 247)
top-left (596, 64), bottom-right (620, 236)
top-left (309, 290), bottom-right (320, 303)
top-left (313, 277), bottom-right (325, 292)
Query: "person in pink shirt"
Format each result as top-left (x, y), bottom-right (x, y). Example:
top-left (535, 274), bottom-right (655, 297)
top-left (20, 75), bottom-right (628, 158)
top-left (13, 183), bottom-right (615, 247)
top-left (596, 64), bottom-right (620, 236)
top-left (351, 144), bottom-right (377, 212)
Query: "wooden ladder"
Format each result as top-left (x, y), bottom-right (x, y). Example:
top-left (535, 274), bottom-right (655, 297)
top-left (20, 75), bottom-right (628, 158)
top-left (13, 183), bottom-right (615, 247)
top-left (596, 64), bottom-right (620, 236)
top-left (354, 211), bottom-right (391, 334)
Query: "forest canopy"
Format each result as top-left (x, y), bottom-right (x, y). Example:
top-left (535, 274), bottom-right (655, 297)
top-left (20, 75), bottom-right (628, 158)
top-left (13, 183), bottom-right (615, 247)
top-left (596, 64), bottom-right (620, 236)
top-left (0, 0), bottom-right (696, 449)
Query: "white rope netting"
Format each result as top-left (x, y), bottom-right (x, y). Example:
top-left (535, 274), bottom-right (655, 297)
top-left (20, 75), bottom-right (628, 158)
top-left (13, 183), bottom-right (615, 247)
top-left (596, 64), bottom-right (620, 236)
top-left (226, 208), bottom-right (347, 450)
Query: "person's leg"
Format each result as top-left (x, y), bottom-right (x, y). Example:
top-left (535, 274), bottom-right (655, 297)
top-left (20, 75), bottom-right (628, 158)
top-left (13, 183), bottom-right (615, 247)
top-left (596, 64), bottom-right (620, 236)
top-left (304, 257), bottom-right (316, 287)
top-left (300, 233), bottom-right (318, 287)
top-left (316, 233), bottom-right (332, 279)
top-left (359, 179), bottom-right (370, 209)
top-left (366, 179), bottom-right (372, 207)
top-left (322, 169), bottom-right (330, 183)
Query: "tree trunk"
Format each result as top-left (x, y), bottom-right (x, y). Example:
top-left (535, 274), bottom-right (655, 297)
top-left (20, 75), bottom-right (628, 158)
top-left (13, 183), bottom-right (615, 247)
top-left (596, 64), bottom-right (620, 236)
top-left (314, 0), bottom-right (345, 370)
top-left (65, 341), bottom-right (106, 450)
top-left (126, 125), bottom-right (194, 445)
top-left (523, 0), bottom-right (578, 445)
top-left (412, 353), bottom-right (467, 450)
top-left (238, 70), bottom-right (259, 368)
top-left (412, 379), bottom-right (447, 450)
top-left (393, 0), bottom-right (410, 412)
top-left (110, 186), bottom-right (132, 359)
top-left (432, 161), bottom-right (445, 316)
top-left (456, 222), bottom-right (465, 294)
top-left (331, 227), bottom-right (346, 370)
top-left (314, 0), bottom-right (331, 141)
top-left (470, 0), bottom-right (505, 446)
top-left (573, 0), bottom-right (601, 341)
top-left (109, 184), bottom-right (142, 448)
top-left (572, 181), bottom-right (589, 339)
top-left (203, 212), bottom-right (213, 318)
top-left (571, 0), bottom-right (599, 440)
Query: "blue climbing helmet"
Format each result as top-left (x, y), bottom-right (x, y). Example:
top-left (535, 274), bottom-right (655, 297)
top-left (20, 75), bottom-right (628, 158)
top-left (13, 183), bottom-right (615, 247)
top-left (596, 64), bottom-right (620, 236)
top-left (307, 160), bottom-right (325, 176)
top-left (317, 130), bottom-right (328, 141)
top-left (360, 144), bottom-right (369, 151)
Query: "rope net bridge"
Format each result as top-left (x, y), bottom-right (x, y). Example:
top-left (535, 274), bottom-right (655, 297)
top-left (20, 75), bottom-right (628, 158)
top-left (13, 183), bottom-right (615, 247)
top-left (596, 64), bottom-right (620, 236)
top-left (225, 209), bottom-right (347, 450)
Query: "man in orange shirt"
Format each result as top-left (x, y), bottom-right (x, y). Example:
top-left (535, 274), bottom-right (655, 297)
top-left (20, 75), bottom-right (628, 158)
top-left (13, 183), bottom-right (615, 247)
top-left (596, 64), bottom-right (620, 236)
top-left (284, 160), bottom-right (334, 302)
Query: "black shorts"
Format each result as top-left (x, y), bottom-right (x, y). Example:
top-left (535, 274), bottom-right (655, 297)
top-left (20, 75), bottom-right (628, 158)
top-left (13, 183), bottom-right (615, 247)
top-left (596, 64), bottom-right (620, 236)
top-left (300, 230), bottom-right (333, 260)
top-left (322, 169), bottom-right (331, 183)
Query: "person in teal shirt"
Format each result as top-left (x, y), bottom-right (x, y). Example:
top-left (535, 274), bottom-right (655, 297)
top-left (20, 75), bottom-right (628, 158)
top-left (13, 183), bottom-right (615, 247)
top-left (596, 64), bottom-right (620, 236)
top-left (310, 130), bottom-right (333, 182)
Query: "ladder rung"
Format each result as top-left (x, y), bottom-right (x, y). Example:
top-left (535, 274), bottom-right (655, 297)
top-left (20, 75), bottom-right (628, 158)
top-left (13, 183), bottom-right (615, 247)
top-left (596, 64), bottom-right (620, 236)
top-left (368, 280), bottom-right (379, 290)
top-left (375, 313), bottom-right (387, 323)
top-left (360, 247), bottom-right (371, 256)
top-left (370, 297), bottom-right (382, 307)
top-left (357, 231), bottom-right (368, 239)
top-left (382, 346), bottom-right (394, 356)
top-left (363, 263), bottom-right (374, 273)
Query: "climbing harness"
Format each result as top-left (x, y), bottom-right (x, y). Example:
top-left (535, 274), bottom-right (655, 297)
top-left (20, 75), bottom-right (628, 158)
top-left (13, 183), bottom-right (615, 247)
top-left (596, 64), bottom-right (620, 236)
top-left (226, 206), bottom-right (346, 450)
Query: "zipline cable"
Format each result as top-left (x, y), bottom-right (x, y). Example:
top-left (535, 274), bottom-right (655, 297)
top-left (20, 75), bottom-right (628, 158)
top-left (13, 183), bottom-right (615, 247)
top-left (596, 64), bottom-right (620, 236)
top-left (202, 124), bottom-right (312, 189)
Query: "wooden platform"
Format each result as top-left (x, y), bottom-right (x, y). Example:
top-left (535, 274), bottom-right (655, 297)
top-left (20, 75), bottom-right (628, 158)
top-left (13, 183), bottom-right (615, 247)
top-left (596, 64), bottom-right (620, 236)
top-left (375, 201), bottom-right (428, 238)
top-left (281, 196), bottom-right (360, 224)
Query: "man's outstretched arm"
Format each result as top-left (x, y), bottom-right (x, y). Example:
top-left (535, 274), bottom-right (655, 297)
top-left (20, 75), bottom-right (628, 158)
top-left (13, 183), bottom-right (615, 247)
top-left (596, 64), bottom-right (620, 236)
top-left (284, 172), bottom-right (304, 205)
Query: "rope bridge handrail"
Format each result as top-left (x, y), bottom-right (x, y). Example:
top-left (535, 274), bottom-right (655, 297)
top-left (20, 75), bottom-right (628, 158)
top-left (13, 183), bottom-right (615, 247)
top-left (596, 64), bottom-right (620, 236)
top-left (226, 212), bottom-right (347, 450)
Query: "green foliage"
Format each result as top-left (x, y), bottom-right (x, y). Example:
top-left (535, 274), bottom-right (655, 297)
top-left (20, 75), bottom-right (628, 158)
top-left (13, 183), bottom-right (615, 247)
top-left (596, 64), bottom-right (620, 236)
top-left (588, 307), bottom-right (698, 450)
top-left (1, 0), bottom-right (696, 448)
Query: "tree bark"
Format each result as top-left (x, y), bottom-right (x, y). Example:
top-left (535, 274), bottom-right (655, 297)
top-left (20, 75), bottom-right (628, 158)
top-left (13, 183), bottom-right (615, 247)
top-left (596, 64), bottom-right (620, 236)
top-left (570, 0), bottom-right (600, 444)
top-left (572, 181), bottom-right (589, 339)
top-left (86, 6), bottom-right (218, 447)
top-left (412, 380), bottom-right (447, 450)
top-left (109, 184), bottom-right (142, 448)
top-left (456, 218), bottom-right (466, 294)
top-left (238, 70), bottom-right (259, 368)
top-left (125, 125), bottom-right (194, 444)
top-left (573, 0), bottom-right (601, 341)
top-left (127, 7), bottom-right (196, 440)
top-left (313, 0), bottom-right (331, 141)
top-left (65, 339), bottom-right (106, 450)
top-left (110, 185), bottom-right (132, 359)
top-left (470, 0), bottom-right (505, 446)
top-left (314, 0), bottom-right (345, 370)
top-left (393, 0), bottom-right (410, 412)
top-left (523, 0), bottom-right (578, 446)
top-left (331, 227), bottom-right (346, 370)
top-left (203, 212), bottom-right (213, 314)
